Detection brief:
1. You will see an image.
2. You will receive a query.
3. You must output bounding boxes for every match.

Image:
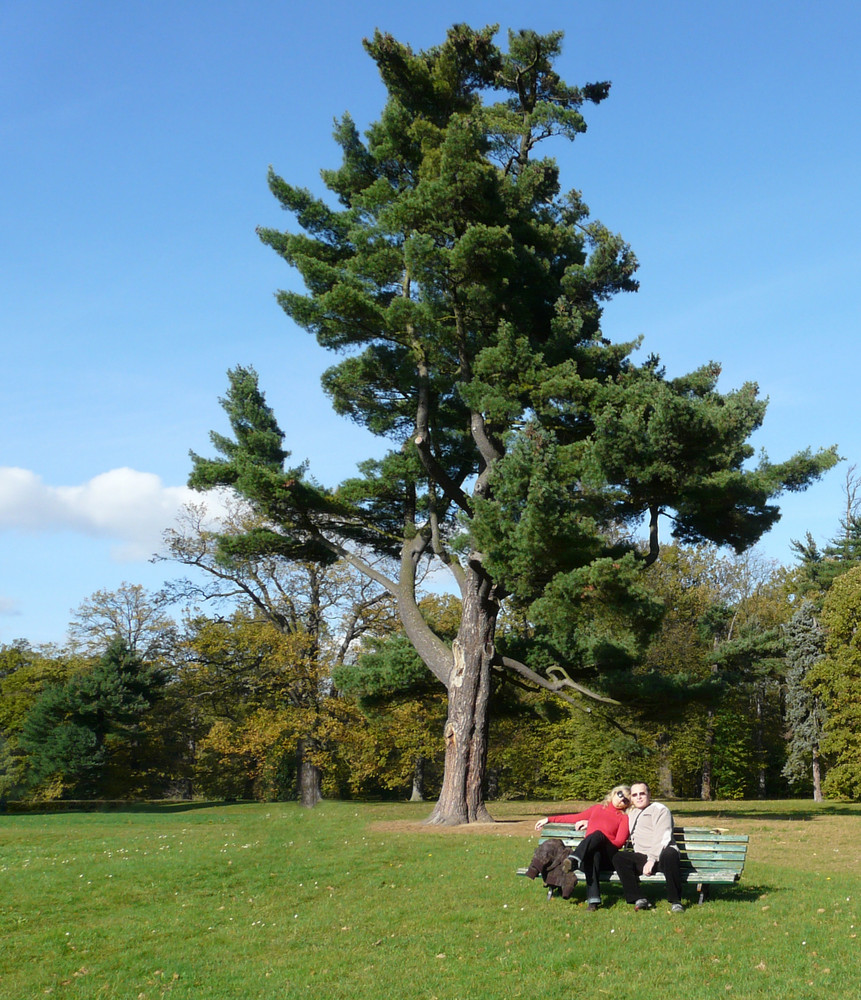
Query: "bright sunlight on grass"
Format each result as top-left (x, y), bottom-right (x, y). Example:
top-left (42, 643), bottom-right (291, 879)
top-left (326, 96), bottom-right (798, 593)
top-left (1, 799), bottom-right (858, 999)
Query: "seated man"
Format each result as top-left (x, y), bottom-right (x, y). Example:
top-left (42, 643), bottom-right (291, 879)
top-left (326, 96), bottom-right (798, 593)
top-left (612, 781), bottom-right (684, 913)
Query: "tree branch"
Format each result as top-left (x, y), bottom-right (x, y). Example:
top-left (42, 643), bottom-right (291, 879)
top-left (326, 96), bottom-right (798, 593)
top-left (643, 503), bottom-right (661, 568)
top-left (497, 654), bottom-right (621, 706)
top-left (397, 532), bottom-right (455, 685)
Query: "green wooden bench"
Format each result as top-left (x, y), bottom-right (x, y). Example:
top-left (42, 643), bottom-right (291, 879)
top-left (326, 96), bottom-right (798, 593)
top-left (517, 823), bottom-right (748, 905)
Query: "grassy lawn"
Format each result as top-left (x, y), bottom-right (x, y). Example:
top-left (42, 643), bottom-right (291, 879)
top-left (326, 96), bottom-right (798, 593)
top-left (1, 798), bottom-right (858, 999)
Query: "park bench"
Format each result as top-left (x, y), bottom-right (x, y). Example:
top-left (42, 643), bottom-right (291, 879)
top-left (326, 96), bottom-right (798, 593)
top-left (517, 823), bottom-right (748, 905)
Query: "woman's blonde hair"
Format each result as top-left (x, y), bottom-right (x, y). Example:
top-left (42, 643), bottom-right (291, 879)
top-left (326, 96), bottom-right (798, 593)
top-left (603, 784), bottom-right (632, 807)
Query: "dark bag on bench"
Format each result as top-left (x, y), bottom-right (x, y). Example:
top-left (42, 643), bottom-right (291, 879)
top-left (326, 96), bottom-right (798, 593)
top-left (524, 837), bottom-right (571, 889)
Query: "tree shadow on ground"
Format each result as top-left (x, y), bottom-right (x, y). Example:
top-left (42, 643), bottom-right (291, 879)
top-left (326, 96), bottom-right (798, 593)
top-left (670, 802), bottom-right (861, 823)
top-left (601, 881), bottom-right (769, 908)
top-left (3, 799), bottom-right (255, 816)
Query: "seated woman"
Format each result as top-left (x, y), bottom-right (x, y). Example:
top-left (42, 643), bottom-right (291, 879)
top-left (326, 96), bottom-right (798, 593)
top-left (531, 786), bottom-right (631, 909)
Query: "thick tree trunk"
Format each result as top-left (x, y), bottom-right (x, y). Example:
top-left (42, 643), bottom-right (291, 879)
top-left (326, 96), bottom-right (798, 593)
top-left (812, 750), bottom-right (823, 803)
top-left (701, 709), bottom-right (715, 801)
top-left (409, 756), bottom-right (426, 801)
top-left (754, 687), bottom-right (767, 799)
top-left (426, 562), bottom-right (498, 825)
top-left (656, 733), bottom-right (674, 799)
top-left (297, 740), bottom-right (322, 808)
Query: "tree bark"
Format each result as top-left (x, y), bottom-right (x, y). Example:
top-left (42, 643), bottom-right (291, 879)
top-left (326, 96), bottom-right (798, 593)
top-left (656, 733), bottom-right (675, 799)
top-left (409, 756), bottom-right (426, 801)
top-left (812, 750), bottom-right (823, 803)
top-left (754, 686), bottom-right (767, 799)
top-left (701, 709), bottom-right (714, 801)
top-left (297, 740), bottom-right (322, 808)
top-left (426, 560), bottom-right (498, 824)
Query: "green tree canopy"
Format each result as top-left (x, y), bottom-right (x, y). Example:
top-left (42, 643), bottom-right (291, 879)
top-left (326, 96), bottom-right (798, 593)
top-left (809, 565), bottom-right (861, 799)
top-left (19, 638), bottom-right (166, 798)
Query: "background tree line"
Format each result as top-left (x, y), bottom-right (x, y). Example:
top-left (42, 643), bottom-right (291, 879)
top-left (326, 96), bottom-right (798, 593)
top-left (3, 475), bottom-right (861, 807)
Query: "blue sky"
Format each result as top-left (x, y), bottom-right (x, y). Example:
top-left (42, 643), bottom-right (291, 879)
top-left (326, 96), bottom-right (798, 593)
top-left (2, 0), bottom-right (859, 647)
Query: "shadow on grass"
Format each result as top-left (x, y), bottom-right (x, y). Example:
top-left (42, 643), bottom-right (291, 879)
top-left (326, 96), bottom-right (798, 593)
top-left (675, 807), bottom-right (861, 822)
top-left (609, 882), bottom-right (769, 908)
top-left (3, 799), bottom-right (255, 816)
top-left (534, 881), bottom-right (770, 910)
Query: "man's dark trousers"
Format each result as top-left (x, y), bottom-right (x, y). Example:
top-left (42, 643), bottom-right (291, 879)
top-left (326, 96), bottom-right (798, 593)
top-left (613, 847), bottom-right (682, 904)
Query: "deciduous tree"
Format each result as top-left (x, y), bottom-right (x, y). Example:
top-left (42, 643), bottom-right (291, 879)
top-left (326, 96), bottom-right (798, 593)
top-left (69, 583), bottom-right (177, 660)
top-left (333, 595), bottom-right (458, 800)
top-left (0, 642), bottom-right (77, 800)
top-left (179, 611), bottom-right (363, 802)
top-left (162, 497), bottom-right (395, 804)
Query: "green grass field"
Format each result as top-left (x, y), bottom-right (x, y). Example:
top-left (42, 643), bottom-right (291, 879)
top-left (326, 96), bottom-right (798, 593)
top-left (2, 798), bottom-right (858, 1000)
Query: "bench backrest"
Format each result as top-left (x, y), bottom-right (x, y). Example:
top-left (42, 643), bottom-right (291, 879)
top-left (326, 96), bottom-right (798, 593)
top-left (539, 824), bottom-right (748, 875)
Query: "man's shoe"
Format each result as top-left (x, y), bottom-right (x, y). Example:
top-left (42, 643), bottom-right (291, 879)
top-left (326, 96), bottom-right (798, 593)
top-left (586, 902), bottom-right (600, 912)
top-left (671, 903), bottom-right (684, 913)
top-left (634, 898), bottom-right (651, 911)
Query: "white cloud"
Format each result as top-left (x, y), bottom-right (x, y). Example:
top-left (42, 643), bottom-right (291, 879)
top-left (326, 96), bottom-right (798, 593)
top-left (0, 467), bottom-right (229, 562)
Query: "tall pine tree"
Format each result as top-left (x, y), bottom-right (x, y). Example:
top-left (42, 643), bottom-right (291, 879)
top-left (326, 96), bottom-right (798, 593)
top-left (191, 26), bottom-right (837, 822)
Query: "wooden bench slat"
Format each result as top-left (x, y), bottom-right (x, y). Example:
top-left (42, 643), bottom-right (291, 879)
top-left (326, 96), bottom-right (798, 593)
top-left (681, 841), bottom-right (749, 849)
top-left (685, 855), bottom-right (746, 863)
top-left (682, 860), bottom-right (746, 870)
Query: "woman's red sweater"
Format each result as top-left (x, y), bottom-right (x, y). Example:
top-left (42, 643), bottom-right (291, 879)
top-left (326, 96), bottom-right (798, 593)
top-left (547, 803), bottom-right (629, 848)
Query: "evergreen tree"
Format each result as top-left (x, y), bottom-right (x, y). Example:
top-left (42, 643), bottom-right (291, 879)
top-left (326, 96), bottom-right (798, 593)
top-left (192, 26), bottom-right (836, 823)
top-left (808, 565), bottom-right (861, 799)
top-left (781, 600), bottom-right (827, 799)
top-left (707, 617), bottom-right (785, 798)
top-left (20, 638), bottom-right (165, 798)
top-left (790, 467), bottom-right (861, 600)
